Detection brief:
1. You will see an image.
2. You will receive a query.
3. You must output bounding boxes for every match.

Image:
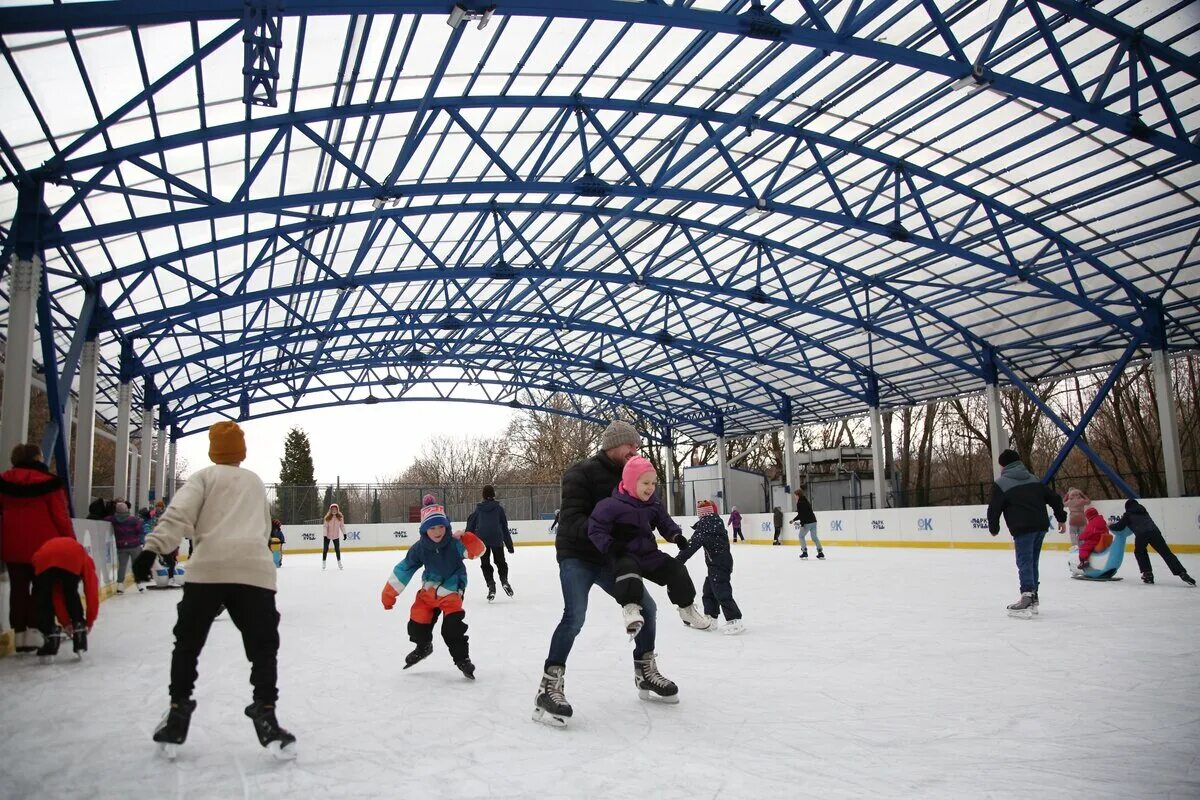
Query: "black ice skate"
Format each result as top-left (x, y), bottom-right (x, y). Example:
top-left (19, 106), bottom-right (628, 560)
top-left (634, 651), bottom-right (679, 704)
top-left (1182, 573), bottom-right (1196, 587)
top-left (36, 628), bottom-right (63, 663)
top-left (1006, 592), bottom-right (1036, 619)
top-left (816, 550), bottom-right (825, 560)
top-left (403, 642), bottom-right (434, 669)
top-left (1141, 572), bottom-right (1154, 584)
top-left (71, 620), bottom-right (87, 657)
top-left (245, 702), bottom-right (297, 760)
top-left (799, 550), bottom-right (808, 559)
top-left (153, 699), bottom-right (197, 760)
top-left (502, 582), bottom-right (514, 597)
top-left (487, 586), bottom-right (496, 602)
top-left (454, 658), bottom-right (476, 680)
top-left (532, 665), bottom-right (573, 728)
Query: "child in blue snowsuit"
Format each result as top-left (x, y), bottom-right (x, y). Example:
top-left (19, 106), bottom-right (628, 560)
top-left (381, 495), bottom-right (484, 679)
top-left (678, 500), bottom-right (744, 634)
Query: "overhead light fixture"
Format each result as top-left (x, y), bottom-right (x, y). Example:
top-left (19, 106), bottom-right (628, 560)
top-left (748, 199), bottom-right (769, 215)
top-left (950, 64), bottom-right (990, 92)
top-left (447, 3), bottom-right (495, 30)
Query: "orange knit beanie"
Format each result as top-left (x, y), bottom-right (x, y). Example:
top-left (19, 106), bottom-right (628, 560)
top-left (208, 421), bottom-right (246, 465)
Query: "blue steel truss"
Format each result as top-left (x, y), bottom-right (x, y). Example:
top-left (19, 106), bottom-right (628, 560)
top-left (0, 0), bottom-right (1197, 450)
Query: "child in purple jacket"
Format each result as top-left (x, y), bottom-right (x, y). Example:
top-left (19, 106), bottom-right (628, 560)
top-left (588, 456), bottom-right (712, 636)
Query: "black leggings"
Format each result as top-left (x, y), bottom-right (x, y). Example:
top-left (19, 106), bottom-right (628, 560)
top-left (612, 555), bottom-right (696, 608)
top-left (479, 546), bottom-right (509, 588)
top-left (732, 526), bottom-right (745, 542)
top-left (169, 583), bottom-right (280, 704)
top-left (33, 568), bottom-right (83, 635)
top-left (322, 537), bottom-right (341, 562)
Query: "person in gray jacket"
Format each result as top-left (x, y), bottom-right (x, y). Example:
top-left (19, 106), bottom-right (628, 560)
top-left (467, 485), bottom-right (514, 601)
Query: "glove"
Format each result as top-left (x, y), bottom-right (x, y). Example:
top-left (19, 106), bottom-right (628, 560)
top-left (607, 540), bottom-right (626, 558)
top-left (506, 545), bottom-right (515, 554)
top-left (989, 530), bottom-right (999, 537)
top-left (132, 549), bottom-right (157, 583)
top-left (673, 534), bottom-right (688, 549)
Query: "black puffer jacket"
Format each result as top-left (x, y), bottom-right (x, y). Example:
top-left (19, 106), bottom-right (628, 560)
top-left (556, 451), bottom-right (622, 565)
top-left (1114, 500), bottom-right (1159, 538)
top-left (987, 461), bottom-right (1066, 536)
top-left (791, 495), bottom-right (816, 525)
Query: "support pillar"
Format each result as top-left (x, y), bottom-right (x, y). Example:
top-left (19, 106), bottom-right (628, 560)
top-left (72, 341), bottom-right (98, 511)
top-left (716, 435), bottom-right (730, 515)
top-left (139, 408), bottom-right (154, 508)
top-left (155, 412), bottom-right (168, 503)
top-left (985, 380), bottom-right (1007, 480)
top-left (869, 405), bottom-right (886, 509)
top-left (114, 371), bottom-right (133, 501)
top-left (782, 422), bottom-right (797, 494)
top-left (167, 435), bottom-right (178, 501)
top-left (129, 449), bottom-right (139, 506)
top-left (1152, 348), bottom-right (1184, 497)
top-left (661, 437), bottom-right (677, 516)
top-left (0, 256), bottom-right (42, 465)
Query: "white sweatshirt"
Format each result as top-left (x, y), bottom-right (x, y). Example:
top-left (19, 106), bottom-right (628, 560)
top-left (144, 464), bottom-right (276, 591)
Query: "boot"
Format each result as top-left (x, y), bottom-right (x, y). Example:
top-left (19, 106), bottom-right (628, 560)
top-left (1141, 571), bottom-right (1154, 584)
top-left (816, 550), bottom-right (825, 560)
top-left (153, 698), bottom-right (197, 760)
top-left (799, 550), bottom-right (808, 559)
top-left (1030, 591), bottom-right (1039, 616)
top-left (1182, 573), bottom-right (1196, 587)
top-left (722, 619), bottom-right (746, 635)
top-left (245, 701), bottom-right (297, 760)
top-left (454, 658), bottom-right (476, 680)
top-left (533, 665), bottom-right (573, 727)
top-left (71, 620), bottom-right (88, 655)
top-left (403, 642), bottom-right (434, 669)
top-left (502, 582), bottom-right (514, 597)
top-left (36, 628), bottom-right (62, 662)
top-left (338, 561), bottom-right (343, 570)
top-left (322, 561), bottom-right (327, 571)
top-left (677, 604), bottom-right (712, 630)
top-left (634, 651), bottom-right (679, 703)
top-left (1006, 592), bottom-right (1035, 619)
top-left (622, 603), bottom-right (644, 637)
top-left (487, 585), bottom-right (496, 602)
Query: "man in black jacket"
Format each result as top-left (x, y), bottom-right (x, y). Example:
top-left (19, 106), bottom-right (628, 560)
top-left (533, 420), bottom-right (678, 728)
top-left (1115, 499), bottom-right (1195, 586)
top-left (987, 449), bottom-right (1066, 618)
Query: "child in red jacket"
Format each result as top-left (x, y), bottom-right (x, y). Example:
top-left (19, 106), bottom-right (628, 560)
top-left (1077, 507), bottom-right (1110, 571)
top-left (31, 536), bottom-right (99, 660)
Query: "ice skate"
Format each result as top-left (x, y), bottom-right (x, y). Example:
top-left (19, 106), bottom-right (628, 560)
top-left (532, 665), bottom-right (573, 728)
top-left (705, 615), bottom-right (719, 631)
top-left (772, 540), bottom-right (782, 546)
top-left (816, 550), bottom-right (825, 560)
top-left (337, 561), bottom-right (343, 570)
top-left (71, 621), bottom-right (87, 656)
top-left (403, 642), bottom-right (433, 669)
top-left (454, 658), bottom-right (476, 680)
top-left (36, 628), bottom-right (63, 663)
top-left (634, 651), bottom-right (679, 703)
top-left (322, 561), bottom-right (327, 571)
top-left (622, 603), bottom-right (644, 638)
top-left (722, 619), bottom-right (746, 635)
top-left (1031, 592), bottom-right (1039, 616)
top-left (245, 702), bottom-right (297, 760)
top-left (1141, 571), bottom-right (1154, 584)
top-left (1006, 592), bottom-right (1036, 619)
top-left (502, 582), bottom-right (514, 597)
top-left (15, 630), bottom-right (36, 654)
top-left (116, 586), bottom-right (125, 594)
top-left (677, 604), bottom-right (712, 630)
top-left (1182, 573), bottom-right (1196, 587)
top-left (799, 550), bottom-right (808, 560)
top-left (153, 699), bottom-right (197, 760)
top-left (487, 585), bottom-right (496, 602)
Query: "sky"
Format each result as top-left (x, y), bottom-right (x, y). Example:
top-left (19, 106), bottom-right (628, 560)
top-left (172, 401), bottom-right (517, 485)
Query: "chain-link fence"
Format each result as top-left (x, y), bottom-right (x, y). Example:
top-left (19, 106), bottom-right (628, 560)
top-left (265, 483), bottom-right (563, 525)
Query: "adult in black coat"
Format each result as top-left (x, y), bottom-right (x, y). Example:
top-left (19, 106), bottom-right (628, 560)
top-left (467, 485), bottom-right (515, 599)
top-left (534, 420), bottom-right (679, 728)
top-left (1114, 500), bottom-right (1195, 586)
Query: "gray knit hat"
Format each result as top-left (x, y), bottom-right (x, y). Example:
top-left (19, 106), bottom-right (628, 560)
top-left (600, 419), bottom-right (641, 452)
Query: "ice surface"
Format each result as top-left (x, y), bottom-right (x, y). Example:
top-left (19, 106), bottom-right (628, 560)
top-left (2, 545), bottom-right (1198, 799)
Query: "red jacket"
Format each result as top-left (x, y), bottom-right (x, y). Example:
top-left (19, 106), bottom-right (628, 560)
top-left (1078, 507), bottom-right (1110, 562)
top-left (0, 465), bottom-right (75, 563)
top-left (32, 536), bottom-right (99, 630)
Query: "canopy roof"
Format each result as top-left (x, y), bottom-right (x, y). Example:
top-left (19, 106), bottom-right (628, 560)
top-left (0, 0), bottom-right (1197, 441)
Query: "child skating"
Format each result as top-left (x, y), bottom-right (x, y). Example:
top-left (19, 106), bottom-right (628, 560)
top-left (466, 485), bottom-right (515, 601)
top-left (587, 456), bottom-right (712, 636)
top-left (729, 506), bottom-right (744, 542)
top-left (381, 495), bottom-right (485, 679)
top-left (1114, 499), bottom-right (1195, 586)
top-left (678, 500), bottom-right (744, 634)
top-left (31, 536), bottom-right (99, 661)
top-left (132, 422), bottom-right (296, 760)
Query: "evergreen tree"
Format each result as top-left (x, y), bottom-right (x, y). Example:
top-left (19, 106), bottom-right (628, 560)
top-left (323, 485), bottom-right (333, 514)
top-left (278, 427), bottom-right (319, 523)
top-left (371, 490), bottom-right (382, 523)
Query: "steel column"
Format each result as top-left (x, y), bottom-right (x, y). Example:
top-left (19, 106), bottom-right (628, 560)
top-left (72, 341), bottom-right (98, 511)
top-left (0, 256), bottom-right (41, 466)
top-left (869, 405), bottom-right (886, 509)
top-left (114, 382), bottom-right (132, 500)
top-left (139, 407), bottom-right (154, 508)
top-left (1151, 349), bottom-right (1184, 497)
top-left (155, 412), bottom-right (168, 503)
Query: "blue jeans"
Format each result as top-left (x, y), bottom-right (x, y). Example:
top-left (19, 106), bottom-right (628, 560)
top-left (1013, 530), bottom-right (1047, 593)
top-left (546, 558), bottom-right (657, 668)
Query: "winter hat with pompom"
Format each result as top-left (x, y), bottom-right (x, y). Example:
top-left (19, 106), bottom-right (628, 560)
top-left (419, 495), bottom-right (451, 534)
top-left (696, 499), bottom-right (718, 517)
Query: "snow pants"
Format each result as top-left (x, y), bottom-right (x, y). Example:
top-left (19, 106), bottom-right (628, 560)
top-left (479, 545), bottom-right (509, 589)
top-left (701, 568), bottom-right (741, 621)
top-left (612, 555), bottom-right (696, 609)
top-left (1134, 529), bottom-right (1187, 578)
top-left (169, 583), bottom-right (280, 704)
top-left (407, 588), bottom-right (469, 661)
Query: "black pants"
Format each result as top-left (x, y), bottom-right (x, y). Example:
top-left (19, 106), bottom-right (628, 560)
top-left (773, 524), bottom-right (782, 542)
top-left (407, 611), bottom-right (469, 661)
top-left (612, 555), bottom-right (696, 608)
top-left (5, 562), bottom-right (35, 632)
top-left (33, 568), bottom-right (83, 635)
top-left (169, 583), bottom-right (280, 704)
top-left (702, 569), bottom-right (742, 621)
top-left (1134, 530), bottom-right (1187, 577)
top-left (322, 537), bottom-right (341, 562)
top-left (479, 545), bottom-right (509, 588)
top-left (163, 552), bottom-right (177, 579)
top-left (732, 526), bottom-right (744, 542)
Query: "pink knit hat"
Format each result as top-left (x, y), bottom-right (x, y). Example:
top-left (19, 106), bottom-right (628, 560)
top-left (619, 456), bottom-right (657, 497)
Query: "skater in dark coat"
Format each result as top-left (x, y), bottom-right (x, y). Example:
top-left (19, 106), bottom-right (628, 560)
top-left (728, 507), bottom-right (744, 542)
top-left (986, 450), bottom-right (1066, 618)
top-left (1114, 500), bottom-right (1195, 586)
top-left (466, 485), bottom-right (514, 601)
top-left (791, 488), bottom-right (823, 559)
top-left (588, 456), bottom-right (711, 635)
top-left (771, 507), bottom-right (784, 544)
top-left (679, 500), bottom-right (743, 634)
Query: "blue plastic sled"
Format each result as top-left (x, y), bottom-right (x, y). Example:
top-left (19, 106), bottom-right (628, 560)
top-left (1068, 525), bottom-right (1132, 580)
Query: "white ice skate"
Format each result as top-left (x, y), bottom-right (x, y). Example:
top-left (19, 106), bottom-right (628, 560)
top-left (721, 619), bottom-right (745, 636)
top-left (677, 604), bottom-right (712, 630)
top-left (622, 603), bottom-right (644, 638)
top-left (704, 616), bottom-right (720, 631)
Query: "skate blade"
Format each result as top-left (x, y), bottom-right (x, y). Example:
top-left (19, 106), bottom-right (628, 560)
top-left (267, 741), bottom-right (297, 761)
top-left (625, 622), bottom-right (643, 639)
top-left (721, 627), bottom-right (745, 636)
top-left (531, 708), bottom-right (568, 728)
top-left (38, 655), bottom-right (54, 665)
top-left (638, 689), bottom-right (680, 704)
top-left (159, 743), bottom-right (179, 761)
top-left (1006, 610), bottom-right (1034, 619)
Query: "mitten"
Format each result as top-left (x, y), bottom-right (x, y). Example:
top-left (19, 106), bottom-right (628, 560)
top-left (673, 534), bottom-right (688, 549)
top-left (132, 549), bottom-right (157, 583)
top-left (381, 585), bottom-right (398, 610)
top-left (989, 530), bottom-right (999, 537)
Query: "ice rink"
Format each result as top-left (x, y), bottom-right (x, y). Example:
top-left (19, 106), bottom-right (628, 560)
top-left (2, 543), bottom-right (1198, 799)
